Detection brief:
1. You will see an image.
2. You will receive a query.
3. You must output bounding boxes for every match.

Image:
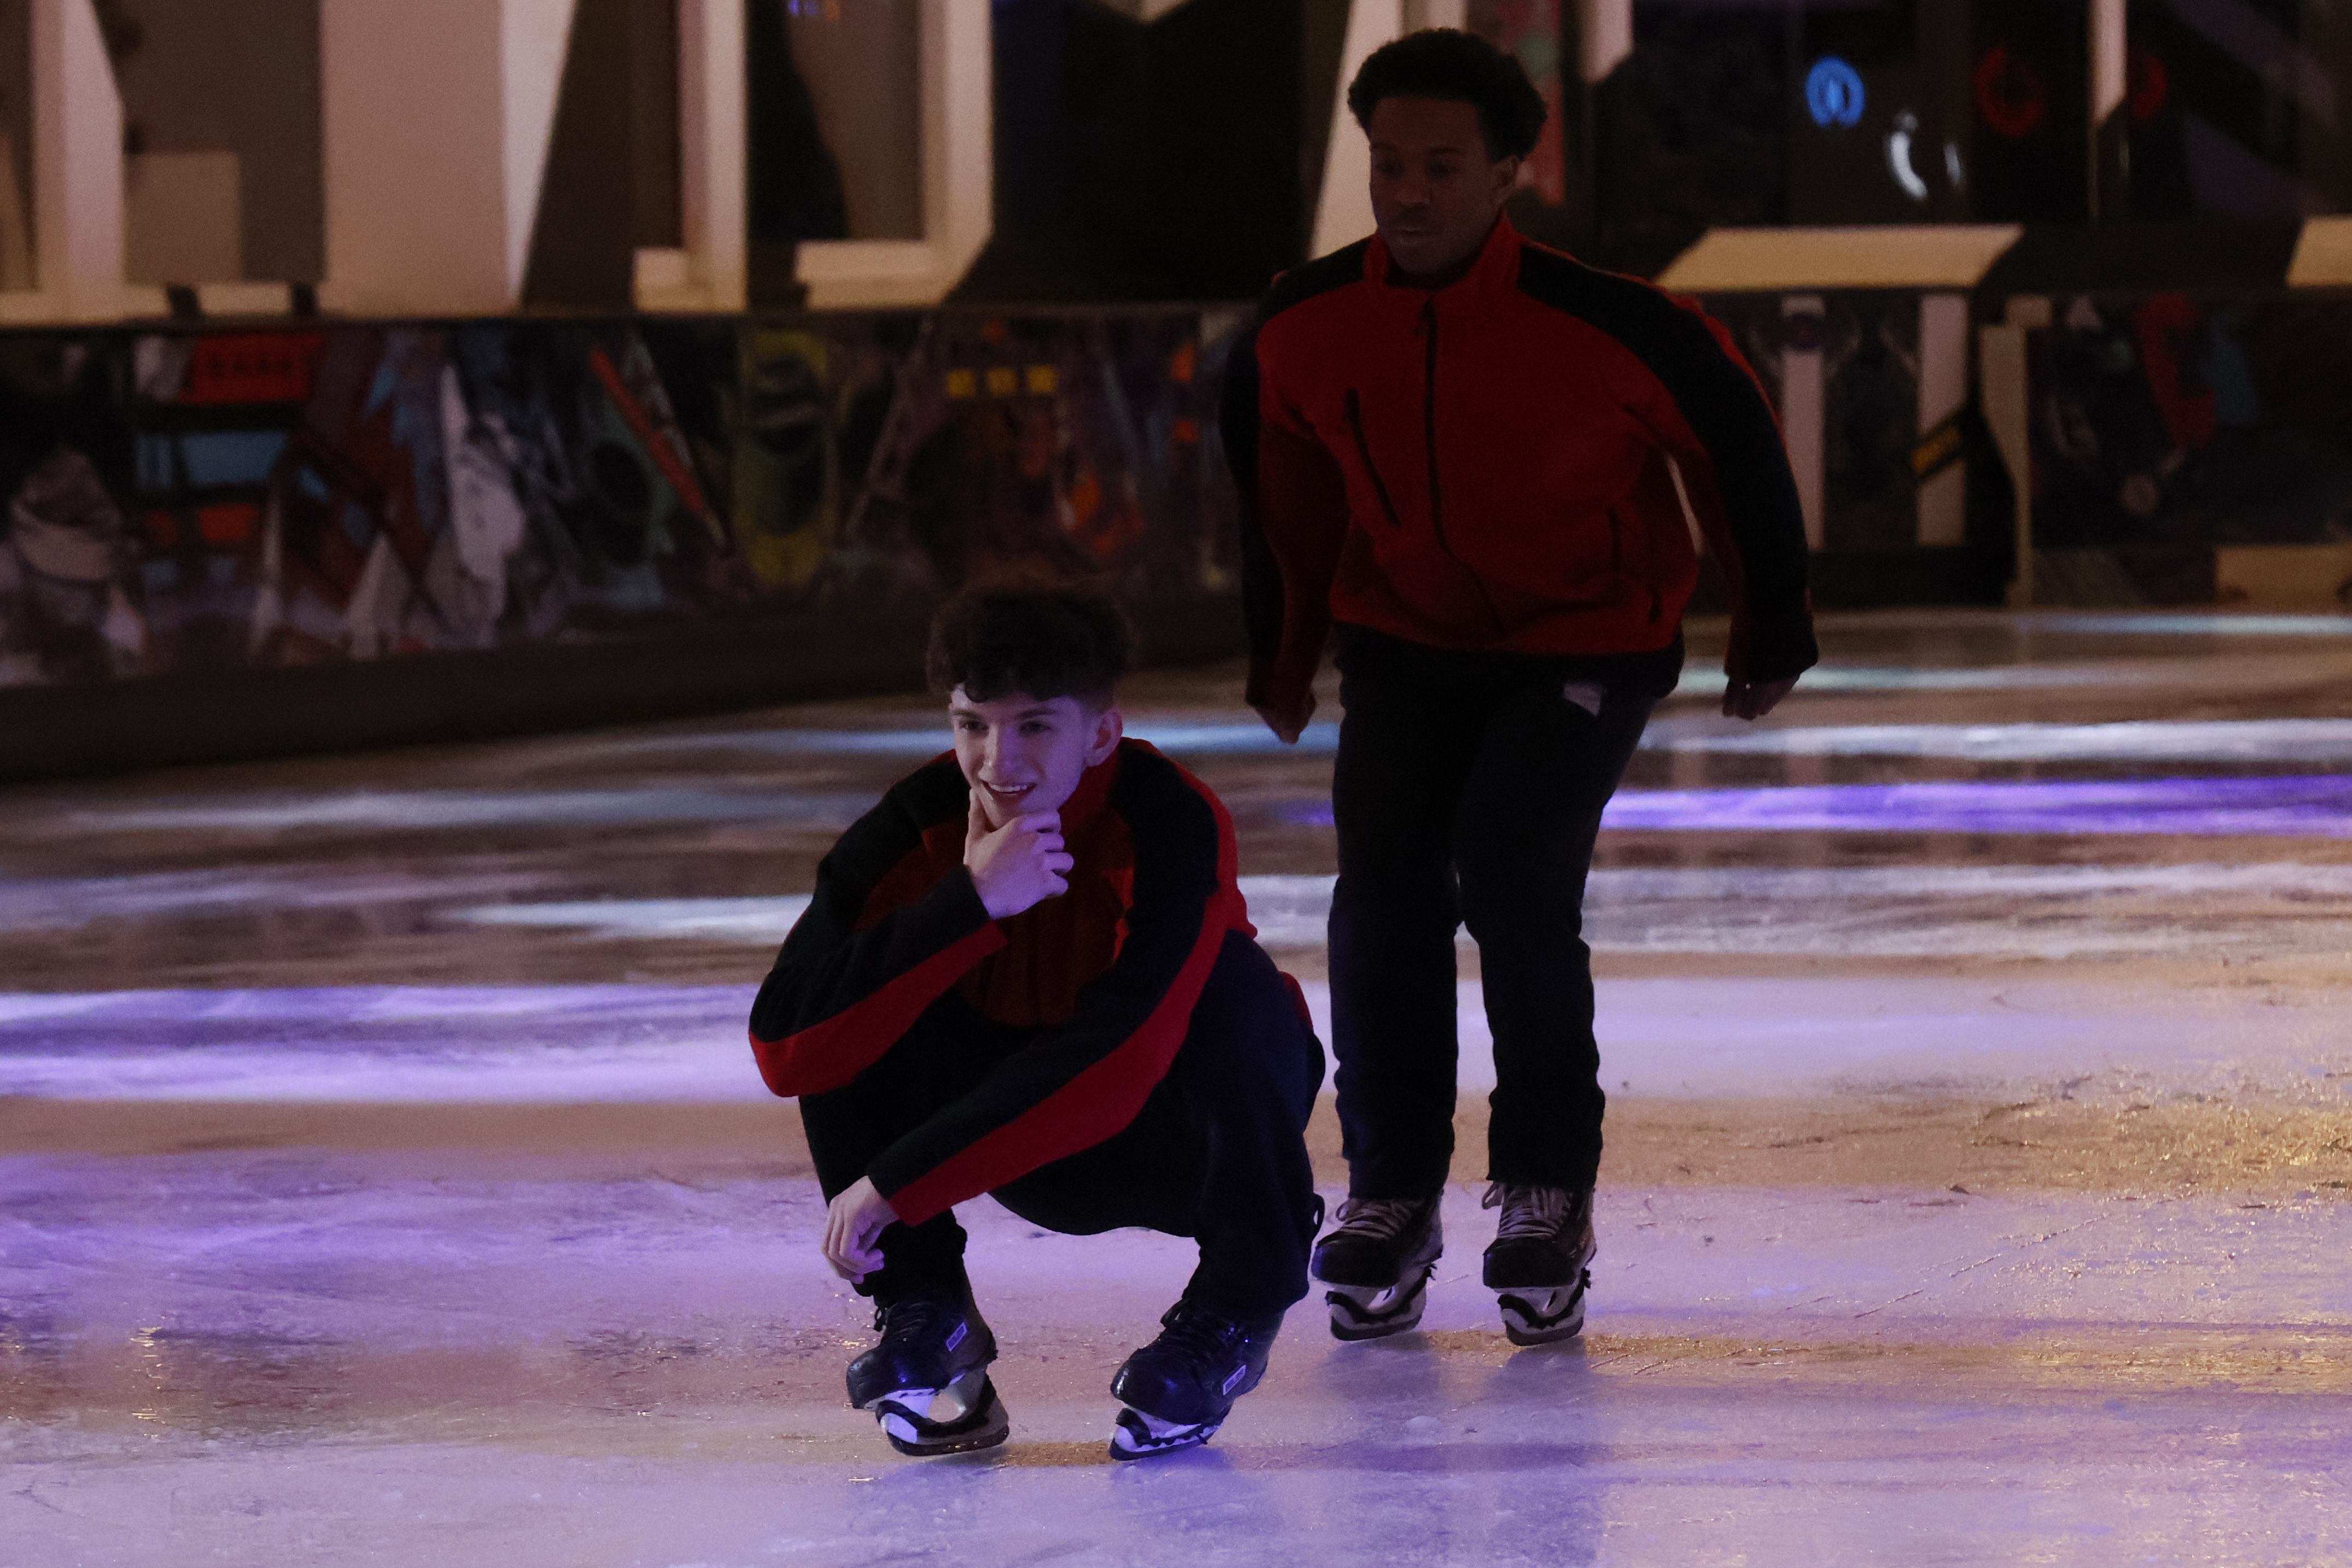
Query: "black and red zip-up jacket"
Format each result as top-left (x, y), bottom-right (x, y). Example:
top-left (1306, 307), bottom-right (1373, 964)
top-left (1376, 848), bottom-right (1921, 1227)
top-left (748, 738), bottom-right (1252, 1227)
top-left (1221, 213), bottom-right (1818, 721)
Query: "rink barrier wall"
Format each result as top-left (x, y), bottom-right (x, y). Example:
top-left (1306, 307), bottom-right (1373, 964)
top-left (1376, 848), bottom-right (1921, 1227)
top-left (0, 297), bottom-right (2015, 781)
top-left (0, 590), bottom-right (1244, 783)
top-left (0, 303), bottom-right (1258, 779)
top-left (11, 283), bottom-right (2348, 779)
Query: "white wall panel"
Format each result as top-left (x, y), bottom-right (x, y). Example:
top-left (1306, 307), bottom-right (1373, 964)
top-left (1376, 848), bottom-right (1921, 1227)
top-left (319, 0), bottom-right (508, 314)
top-left (1309, 0), bottom-right (1402, 262)
top-left (501, 0), bottom-right (578, 301)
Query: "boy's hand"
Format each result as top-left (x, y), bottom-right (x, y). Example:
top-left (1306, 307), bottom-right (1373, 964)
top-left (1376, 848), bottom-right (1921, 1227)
top-left (1252, 692), bottom-right (1314, 745)
top-left (824, 1177), bottom-right (897, 1282)
top-left (1721, 676), bottom-right (1796, 721)
top-left (964, 795), bottom-right (1073, 920)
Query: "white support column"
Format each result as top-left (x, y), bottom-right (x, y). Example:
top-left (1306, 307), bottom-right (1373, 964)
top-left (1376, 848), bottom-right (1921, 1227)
top-left (1781, 293), bottom-right (1827, 552)
top-left (925, 0), bottom-right (993, 296)
top-left (1310, 0), bottom-right (1403, 261)
top-left (2092, 0), bottom-right (2126, 206)
top-left (639, 0), bottom-right (745, 312)
top-left (1577, 0), bottom-right (1631, 84)
top-left (2092, 0), bottom-right (2126, 123)
top-left (2, 0), bottom-right (164, 323)
top-left (1981, 296), bottom-right (2049, 607)
top-left (36, 0), bottom-right (116, 314)
top-left (1915, 292), bottom-right (1969, 547)
top-left (795, 0), bottom-right (993, 310)
top-left (501, 0), bottom-right (578, 304)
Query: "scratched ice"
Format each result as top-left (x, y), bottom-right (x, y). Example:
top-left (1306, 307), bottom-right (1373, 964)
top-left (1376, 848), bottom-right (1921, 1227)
top-left (447, 859), bottom-right (2352, 960)
top-left (8, 615), bottom-right (2352, 1565)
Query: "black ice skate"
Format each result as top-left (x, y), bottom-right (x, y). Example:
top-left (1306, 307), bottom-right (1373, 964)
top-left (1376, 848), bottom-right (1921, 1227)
top-left (1106, 1300), bottom-right (1282, 1460)
top-left (845, 1285), bottom-right (1010, 1456)
top-left (1480, 1184), bottom-right (1596, 1346)
top-left (1311, 1194), bottom-right (1443, 1341)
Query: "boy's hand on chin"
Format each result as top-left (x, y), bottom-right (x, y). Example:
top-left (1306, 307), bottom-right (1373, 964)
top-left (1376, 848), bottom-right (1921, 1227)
top-left (964, 794), bottom-right (1075, 919)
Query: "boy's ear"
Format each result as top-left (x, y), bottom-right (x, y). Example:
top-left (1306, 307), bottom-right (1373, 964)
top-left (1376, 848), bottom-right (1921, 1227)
top-left (1085, 702), bottom-right (1123, 766)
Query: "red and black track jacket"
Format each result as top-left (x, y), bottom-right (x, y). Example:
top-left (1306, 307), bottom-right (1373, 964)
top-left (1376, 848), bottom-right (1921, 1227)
top-left (1222, 215), bottom-right (1818, 720)
top-left (748, 738), bottom-right (1252, 1227)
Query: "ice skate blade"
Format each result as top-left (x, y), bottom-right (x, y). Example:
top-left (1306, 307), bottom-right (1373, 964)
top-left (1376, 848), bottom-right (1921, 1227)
top-left (1109, 1405), bottom-right (1222, 1460)
top-left (1497, 1274), bottom-right (1589, 1347)
top-left (1325, 1269), bottom-right (1433, 1343)
top-left (870, 1371), bottom-right (1010, 1457)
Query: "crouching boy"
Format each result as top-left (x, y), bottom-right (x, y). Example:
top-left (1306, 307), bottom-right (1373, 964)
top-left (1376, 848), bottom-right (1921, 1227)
top-left (749, 584), bottom-right (1326, 1461)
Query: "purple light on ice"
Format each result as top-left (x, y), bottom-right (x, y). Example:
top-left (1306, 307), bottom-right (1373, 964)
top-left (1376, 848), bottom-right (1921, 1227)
top-left (1280, 774), bottom-right (2352, 837)
top-left (0, 985), bottom-right (765, 1101)
top-left (1605, 774), bottom-right (2352, 837)
top-left (0, 983), bottom-right (754, 1053)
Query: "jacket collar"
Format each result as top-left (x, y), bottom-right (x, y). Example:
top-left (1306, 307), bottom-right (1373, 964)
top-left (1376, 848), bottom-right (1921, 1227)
top-left (1058, 737), bottom-right (1125, 838)
top-left (1365, 211), bottom-right (1521, 302)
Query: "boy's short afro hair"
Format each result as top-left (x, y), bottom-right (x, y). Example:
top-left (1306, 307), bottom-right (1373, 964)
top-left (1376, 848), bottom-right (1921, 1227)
top-left (926, 579), bottom-right (1139, 705)
top-left (1346, 28), bottom-right (1548, 163)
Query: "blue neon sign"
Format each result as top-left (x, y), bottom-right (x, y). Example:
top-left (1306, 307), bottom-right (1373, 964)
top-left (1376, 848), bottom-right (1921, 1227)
top-left (1806, 57), bottom-right (1866, 128)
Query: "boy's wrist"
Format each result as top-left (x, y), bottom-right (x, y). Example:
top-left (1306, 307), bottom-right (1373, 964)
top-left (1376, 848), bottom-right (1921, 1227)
top-left (913, 864), bottom-right (997, 934)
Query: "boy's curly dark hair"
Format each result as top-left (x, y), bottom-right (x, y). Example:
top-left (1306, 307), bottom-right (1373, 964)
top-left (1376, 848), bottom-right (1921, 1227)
top-left (1346, 29), bottom-right (1548, 162)
top-left (926, 580), bottom-right (1139, 706)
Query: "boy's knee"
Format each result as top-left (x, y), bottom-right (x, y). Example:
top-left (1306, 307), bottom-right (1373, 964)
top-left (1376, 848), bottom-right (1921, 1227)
top-left (1188, 940), bottom-right (1323, 1085)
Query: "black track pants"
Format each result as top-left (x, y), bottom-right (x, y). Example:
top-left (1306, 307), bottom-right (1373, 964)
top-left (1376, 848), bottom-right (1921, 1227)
top-left (799, 931), bottom-right (1327, 1322)
top-left (1328, 628), bottom-right (1663, 1199)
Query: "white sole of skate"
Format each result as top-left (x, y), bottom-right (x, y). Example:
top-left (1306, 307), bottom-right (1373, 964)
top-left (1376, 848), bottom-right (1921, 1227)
top-left (1495, 1271), bottom-right (1591, 1346)
top-left (869, 1369), bottom-right (1011, 1457)
top-left (1324, 1264), bottom-right (1437, 1341)
top-left (1109, 1405), bottom-right (1221, 1460)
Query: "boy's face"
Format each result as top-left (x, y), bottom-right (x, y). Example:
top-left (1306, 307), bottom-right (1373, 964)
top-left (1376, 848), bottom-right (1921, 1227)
top-left (950, 688), bottom-right (1123, 829)
top-left (1366, 94), bottom-right (1518, 283)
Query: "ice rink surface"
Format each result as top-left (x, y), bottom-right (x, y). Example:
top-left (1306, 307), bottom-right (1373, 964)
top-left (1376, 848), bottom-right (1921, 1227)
top-left (5, 610), bottom-right (2352, 1566)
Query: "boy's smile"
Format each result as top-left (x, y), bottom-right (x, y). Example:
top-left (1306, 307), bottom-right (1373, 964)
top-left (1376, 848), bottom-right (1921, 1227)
top-left (950, 688), bottom-right (1123, 830)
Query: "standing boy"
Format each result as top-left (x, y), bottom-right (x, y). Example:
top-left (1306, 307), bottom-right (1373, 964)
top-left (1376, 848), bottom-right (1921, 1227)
top-left (750, 584), bottom-right (1324, 1459)
top-left (1222, 31), bottom-right (1816, 1345)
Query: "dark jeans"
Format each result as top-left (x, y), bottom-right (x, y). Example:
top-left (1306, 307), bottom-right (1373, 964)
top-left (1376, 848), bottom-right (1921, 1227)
top-left (799, 931), bottom-right (1326, 1322)
top-left (1328, 627), bottom-right (1667, 1199)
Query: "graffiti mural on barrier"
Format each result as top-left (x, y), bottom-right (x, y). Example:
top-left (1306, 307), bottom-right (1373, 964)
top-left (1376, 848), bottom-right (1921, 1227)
top-left (0, 308), bottom-right (1246, 687)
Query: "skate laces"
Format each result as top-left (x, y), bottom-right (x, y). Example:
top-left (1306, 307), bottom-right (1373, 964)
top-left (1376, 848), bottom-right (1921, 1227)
top-left (1482, 1183), bottom-right (1571, 1242)
top-left (1329, 1195), bottom-right (1432, 1242)
top-left (1156, 1303), bottom-right (1247, 1359)
top-left (873, 1294), bottom-right (955, 1338)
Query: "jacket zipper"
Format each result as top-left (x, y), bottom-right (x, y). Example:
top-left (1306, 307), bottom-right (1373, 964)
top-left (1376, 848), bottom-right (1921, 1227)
top-left (1421, 298), bottom-right (1448, 554)
top-left (1343, 389), bottom-right (1405, 528)
top-left (1419, 296), bottom-right (1506, 632)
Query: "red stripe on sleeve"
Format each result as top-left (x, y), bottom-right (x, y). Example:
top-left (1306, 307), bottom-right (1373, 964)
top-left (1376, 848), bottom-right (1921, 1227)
top-left (882, 889), bottom-right (1237, 1226)
top-left (749, 923), bottom-right (1005, 1098)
